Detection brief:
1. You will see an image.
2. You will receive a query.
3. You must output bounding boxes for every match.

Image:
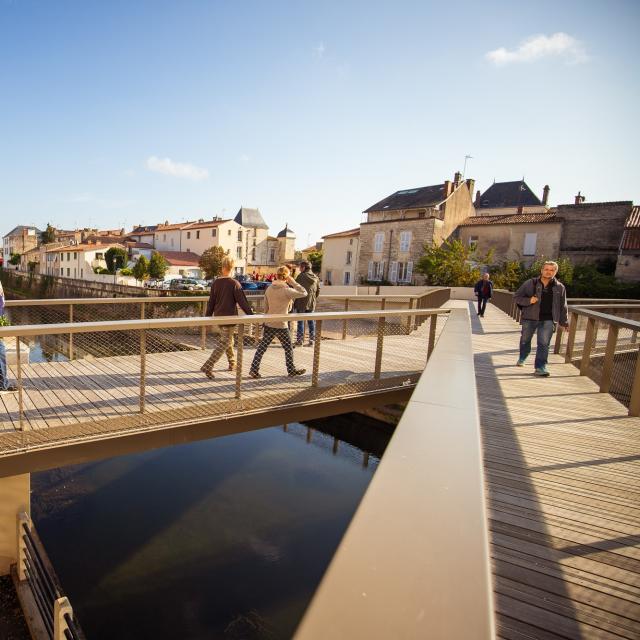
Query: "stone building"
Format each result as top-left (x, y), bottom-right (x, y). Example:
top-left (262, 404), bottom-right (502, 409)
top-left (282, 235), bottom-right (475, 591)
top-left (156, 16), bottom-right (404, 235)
top-left (474, 180), bottom-right (549, 216)
top-left (321, 228), bottom-right (359, 286)
top-left (2, 225), bottom-right (41, 262)
top-left (357, 172), bottom-right (475, 285)
top-left (615, 206), bottom-right (640, 282)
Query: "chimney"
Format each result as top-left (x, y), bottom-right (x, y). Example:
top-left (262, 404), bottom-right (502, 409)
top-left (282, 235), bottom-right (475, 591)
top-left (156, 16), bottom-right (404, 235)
top-left (475, 189), bottom-right (481, 206)
top-left (466, 178), bottom-right (475, 198)
top-left (542, 185), bottom-right (550, 206)
top-left (454, 171), bottom-right (462, 185)
top-left (574, 191), bottom-right (585, 205)
top-left (517, 205), bottom-right (524, 214)
top-left (443, 180), bottom-right (452, 198)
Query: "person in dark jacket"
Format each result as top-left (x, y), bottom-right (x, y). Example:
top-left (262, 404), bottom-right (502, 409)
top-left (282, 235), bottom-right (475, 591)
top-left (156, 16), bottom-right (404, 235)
top-left (0, 282), bottom-right (17, 392)
top-left (294, 261), bottom-right (320, 347)
top-left (200, 257), bottom-right (254, 379)
top-left (513, 261), bottom-right (569, 377)
top-left (473, 273), bottom-right (493, 318)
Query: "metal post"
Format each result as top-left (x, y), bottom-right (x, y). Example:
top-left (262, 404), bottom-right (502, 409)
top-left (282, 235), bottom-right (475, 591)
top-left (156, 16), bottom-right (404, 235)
top-left (312, 320), bottom-right (322, 387)
top-left (235, 324), bottom-right (244, 399)
top-left (68, 304), bottom-right (73, 360)
top-left (374, 316), bottom-right (385, 380)
top-left (201, 301), bottom-right (207, 349)
top-left (139, 330), bottom-right (146, 414)
top-left (16, 338), bottom-right (24, 430)
top-left (54, 597), bottom-right (73, 640)
top-left (140, 301), bottom-right (146, 319)
top-left (332, 438), bottom-right (339, 455)
top-left (629, 349), bottom-right (640, 417)
top-left (17, 512), bottom-right (31, 581)
top-left (306, 427), bottom-right (313, 443)
top-left (565, 313), bottom-right (578, 363)
top-left (342, 299), bottom-right (349, 340)
top-left (580, 318), bottom-right (596, 376)
top-left (600, 325), bottom-right (619, 394)
top-left (428, 314), bottom-right (438, 359)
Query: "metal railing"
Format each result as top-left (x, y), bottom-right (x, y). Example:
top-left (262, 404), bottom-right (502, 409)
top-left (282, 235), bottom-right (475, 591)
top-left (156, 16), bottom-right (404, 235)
top-left (16, 511), bottom-right (85, 640)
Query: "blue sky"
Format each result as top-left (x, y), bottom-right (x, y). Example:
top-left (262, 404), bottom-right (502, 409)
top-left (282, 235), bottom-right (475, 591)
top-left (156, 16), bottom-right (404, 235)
top-left (1, 0), bottom-right (638, 249)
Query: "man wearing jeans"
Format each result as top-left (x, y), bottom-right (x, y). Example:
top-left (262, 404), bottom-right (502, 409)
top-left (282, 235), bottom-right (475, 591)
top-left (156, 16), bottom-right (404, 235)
top-left (293, 261), bottom-right (320, 347)
top-left (514, 261), bottom-right (569, 377)
top-left (0, 281), bottom-right (17, 392)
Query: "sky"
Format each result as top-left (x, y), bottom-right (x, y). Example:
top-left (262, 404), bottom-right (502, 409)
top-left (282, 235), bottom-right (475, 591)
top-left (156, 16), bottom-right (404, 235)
top-left (1, 0), bottom-right (639, 249)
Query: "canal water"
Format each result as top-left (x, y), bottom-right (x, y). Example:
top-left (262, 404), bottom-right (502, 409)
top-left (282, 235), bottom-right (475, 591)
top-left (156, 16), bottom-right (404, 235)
top-left (32, 419), bottom-right (388, 640)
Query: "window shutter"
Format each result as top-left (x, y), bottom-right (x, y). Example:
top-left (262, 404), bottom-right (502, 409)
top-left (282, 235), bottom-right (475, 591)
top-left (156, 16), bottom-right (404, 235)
top-left (380, 260), bottom-right (386, 280)
top-left (368, 261), bottom-right (373, 280)
top-left (389, 261), bottom-right (398, 283)
top-left (406, 261), bottom-right (413, 283)
top-left (523, 233), bottom-right (537, 256)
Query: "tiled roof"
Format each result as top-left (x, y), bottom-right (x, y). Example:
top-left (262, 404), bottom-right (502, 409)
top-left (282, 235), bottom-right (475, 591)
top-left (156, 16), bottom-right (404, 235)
top-left (458, 212), bottom-right (558, 226)
top-left (322, 227), bottom-right (360, 239)
top-left (156, 222), bottom-right (193, 231)
top-left (130, 225), bottom-right (158, 234)
top-left (620, 229), bottom-right (640, 251)
top-left (477, 180), bottom-right (542, 209)
top-left (183, 219), bottom-right (230, 230)
top-left (625, 206), bottom-right (640, 229)
top-left (235, 207), bottom-right (268, 229)
top-left (46, 243), bottom-right (122, 253)
top-left (158, 250), bottom-right (201, 266)
top-left (3, 225), bottom-right (42, 238)
top-left (364, 184), bottom-right (445, 213)
top-left (128, 242), bottom-right (154, 249)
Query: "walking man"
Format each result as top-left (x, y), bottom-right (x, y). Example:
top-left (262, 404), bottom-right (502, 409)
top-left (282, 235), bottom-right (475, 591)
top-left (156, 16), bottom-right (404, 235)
top-left (514, 261), bottom-right (569, 377)
top-left (294, 260), bottom-right (320, 346)
top-left (473, 272), bottom-right (493, 318)
top-left (200, 256), bottom-right (254, 379)
top-left (0, 281), bottom-right (17, 393)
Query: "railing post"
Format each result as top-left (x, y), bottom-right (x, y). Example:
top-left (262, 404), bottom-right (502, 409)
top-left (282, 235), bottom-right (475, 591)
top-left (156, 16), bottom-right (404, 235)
top-left (580, 318), bottom-right (596, 376)
top-left (235, 324), bottom-right (244, 399)
top-left (201, 301), bottom-right (207, 349)
top-left (406, 297), bottom-right (415, 334)
top-left (553, 323), bottom-right (564, 354)
top-left (68, 304), bottom-right (73, 360)
top-left (428, 313), bottom-right (438, 359)
top-left (54, 596), bottom-right (73, 640)
top-left (312, 320), bottom-right (322, 387)
top-left (380, 297), bottom-right (386, 311)
top-left (565, 312), bottom-right (578, 363)
top-left (600, 325), bottom-right (619, 394)
top-left (139, 330), bottom-right (146, 414)
top-left (629, 349), bottom-right (640, 417)
top-left (17, 511), bottom-right (31, 581)
top-left (373, 316), bottom-right (385, 380)
top-left (631, 330), bottom-right (637, 345)
top-left (140, 301), bottom-right (146, 319)
top-left (16, 338), bottom-right (24, 430)
top-left (342, 299), bottom-right (349, 340)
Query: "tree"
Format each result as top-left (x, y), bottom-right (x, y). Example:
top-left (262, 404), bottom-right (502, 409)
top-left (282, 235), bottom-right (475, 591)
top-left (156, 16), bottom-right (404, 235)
top-left (489, 260), bottom-right (523, 291)
top-left (148, 251), bottom-right (169, 280)
top-left (307, 249), bottom-right (323, 274)
top-left (9, 253), bottom-right (21, 266)
top-left (40, 223), bottom-right (56, 244)
top-left (199, 246), bottom-right (227, 279)
top-left (105, 247), bottom-right (127, 273)
top-left (521, 256), bottom-right (573, 287)
top-left (415, 239), bottom-right (491, 286)
top-left (132, 256), bottom-right (149, 283)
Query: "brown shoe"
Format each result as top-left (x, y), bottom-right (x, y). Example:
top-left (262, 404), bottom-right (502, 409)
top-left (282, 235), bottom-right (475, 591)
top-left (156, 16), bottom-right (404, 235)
top-left (249, 371), bottom-right (261, 379)
top-left (288, 368), bottom-right (306, 377)
top-left (200, 365), bottom-right (215, 379)
top-left (228, 362), bottom-right (236, 371)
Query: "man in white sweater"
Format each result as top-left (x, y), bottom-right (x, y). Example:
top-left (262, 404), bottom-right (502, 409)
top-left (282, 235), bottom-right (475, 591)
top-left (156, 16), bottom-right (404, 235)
top-left (249, 265), bottom-right (307, 378)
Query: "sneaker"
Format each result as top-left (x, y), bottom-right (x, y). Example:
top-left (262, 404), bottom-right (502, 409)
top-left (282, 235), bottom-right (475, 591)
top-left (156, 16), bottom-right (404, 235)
top-left (0, 384), bottom-right (18, 392)
top-left (304, 341), bottom-right (314, 347)
top-left (516, 359), bottom-right (525, 367)
top-left (288, 368), bottom-right (306, 377)
top-left (249, 371), bottom-right (261, 379)
top-left (200, 365), bottom-right (215, 379)
top-left (294, 341), bottom-right (303, 348)
top-left (534, 367), bottom-right (550, 377)
top-left (228, 363), bottom-right (236, 371)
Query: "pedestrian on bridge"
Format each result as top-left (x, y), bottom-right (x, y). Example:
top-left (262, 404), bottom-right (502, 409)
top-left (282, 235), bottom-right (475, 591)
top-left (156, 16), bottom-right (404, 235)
top-left (200, 256), bottom-right (254, 379)
top-left (249, 265), bottom-right (307, 379)
top-left (514, 261), bottom-right (569, 377)
top-left (0, 282), bottom-right (18, 393)
top-left (474, 272), bottom-right (493, 318)
top-left (294, 260), bottom-right (320, 347)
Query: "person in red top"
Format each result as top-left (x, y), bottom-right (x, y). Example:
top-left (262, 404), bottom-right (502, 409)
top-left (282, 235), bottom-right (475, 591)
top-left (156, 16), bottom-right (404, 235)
top-left (200, 256), bottom-right (254, 379)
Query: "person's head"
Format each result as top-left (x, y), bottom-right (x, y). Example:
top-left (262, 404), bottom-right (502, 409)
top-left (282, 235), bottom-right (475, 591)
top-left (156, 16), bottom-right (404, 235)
top-left (299, 260), bottom-right (311, 272)
top-left (221, 256), bottom-right (235, 275)
top-left (482, 272), bottom-right (490, 280)
top-left (540, 261), bottom-right (558, 279)
top-left (276, 265), bottom-right (290, 281)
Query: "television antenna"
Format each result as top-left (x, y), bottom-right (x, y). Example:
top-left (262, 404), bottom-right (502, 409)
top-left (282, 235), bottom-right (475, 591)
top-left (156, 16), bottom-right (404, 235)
top-left (463, 155), bottom-right (473, 177)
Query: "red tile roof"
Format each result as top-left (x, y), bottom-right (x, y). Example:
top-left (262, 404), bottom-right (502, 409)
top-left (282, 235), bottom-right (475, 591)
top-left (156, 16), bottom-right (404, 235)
top-left (458, 212), bottom-right (558, 226)
top-left (620, 229), bottom-right (640, 251)
top-left (624, 206), bottom-right (640, 229)
top-left (158, 250), bottom-right (201, 266)
top-left (183, 219), bottom-right (230, 230)
top-left (322, 227), bottom-right (360, 239)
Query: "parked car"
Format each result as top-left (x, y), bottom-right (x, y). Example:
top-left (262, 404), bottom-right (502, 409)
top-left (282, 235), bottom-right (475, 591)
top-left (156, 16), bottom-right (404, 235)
top-left (170, 278), bottom-right (206, 291)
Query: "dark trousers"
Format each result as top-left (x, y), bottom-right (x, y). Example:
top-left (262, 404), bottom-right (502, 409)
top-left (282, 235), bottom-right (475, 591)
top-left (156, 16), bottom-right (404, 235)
top-left (250, 327), bottom-right (297, 375)
top-left (477, 296), bottom-right (489, 316)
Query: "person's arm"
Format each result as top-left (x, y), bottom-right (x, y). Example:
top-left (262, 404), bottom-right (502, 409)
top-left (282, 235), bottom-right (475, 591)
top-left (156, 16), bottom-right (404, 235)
top-left (234, 284), bottom-right (254, 315)
top-left (285, 277), bottom-right (308, 300)
top-left (559, 287), bottom-right (569, 327)
top-left (205, 284), bottom-right (216, 316)
top-left (514, 279), bottom-right (536, 307)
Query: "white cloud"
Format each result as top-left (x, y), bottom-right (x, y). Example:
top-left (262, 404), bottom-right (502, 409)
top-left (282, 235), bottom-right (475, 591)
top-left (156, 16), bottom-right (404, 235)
top-left (486, 32), bottom-right (588, 66)
top-left (314, 41), bottom-right (325, 58)
top-left (146, 156), bottom-right (209, 181)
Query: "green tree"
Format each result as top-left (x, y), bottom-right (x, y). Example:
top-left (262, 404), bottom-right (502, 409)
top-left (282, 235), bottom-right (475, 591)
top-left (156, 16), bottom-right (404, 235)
top-left (307, 249), bottom-right (323, 274)
top-left (40, 223), bottom-right (56, 244)
top-left (132, 256), bottom-right (149, 282)
top-left (105, 246), bottom-right (127, 273)
top-left (415, 239), bottom-right (491, 286)
top-left (148, 251), bottom-right (169, 280)
top-left (9, 253), bottom-right (21, 266)
top-left (520, 256), bottom-right (573, 287)
top-left (489, 260), bottom-right (523, 291)
top-left (199, 246), bottom-right (227, 279)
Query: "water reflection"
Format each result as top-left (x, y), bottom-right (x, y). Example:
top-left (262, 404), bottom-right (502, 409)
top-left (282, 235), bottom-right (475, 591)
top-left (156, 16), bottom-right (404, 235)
top-left (32, 416), bottom-right (391, 640)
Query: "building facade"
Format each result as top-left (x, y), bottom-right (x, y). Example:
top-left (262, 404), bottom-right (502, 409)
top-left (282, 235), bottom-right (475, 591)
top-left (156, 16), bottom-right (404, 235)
top-left (321, 229), bottom-right (359, 285)
top-left (615, 206), bottom-right (640, 282)
top-left (3, 226), bottom-right (41, 262)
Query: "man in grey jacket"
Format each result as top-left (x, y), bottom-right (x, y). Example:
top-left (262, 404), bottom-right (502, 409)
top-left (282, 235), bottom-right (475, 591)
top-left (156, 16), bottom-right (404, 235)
top-left (514, 261), bottom-right (569, 377)
top-left (294, 261), bottom-right (320, 347)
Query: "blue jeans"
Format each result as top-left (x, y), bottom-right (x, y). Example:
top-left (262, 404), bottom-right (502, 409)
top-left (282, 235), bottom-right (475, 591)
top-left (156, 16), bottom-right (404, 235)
top-left (477, 296), bottom-right (489, 316)
top-left (519, 320), bottom-right (555, 369)
top-left (296, 312), bottom-right (315, 343)
top-left (0, 340), bottom-right (11, 391)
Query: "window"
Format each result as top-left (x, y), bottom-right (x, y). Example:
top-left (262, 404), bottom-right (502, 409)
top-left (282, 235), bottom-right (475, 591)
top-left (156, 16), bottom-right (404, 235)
top-left (468, 236), bottom-right (479, 248)
top-left (418, 211), bottom-right (426, 219)
top-left (228, 229), bottom-right (232, 236)
top-left (367, 260), bottom-right (385, 281)
top-left (374, 232), bottom-right (384, 253)
top-left (349, 238), bottom-right (353, 245)
top-left (186, 232), bottom-right (191, 239)
top-left (211, 228), bottom-right (217, 237)
top-left (163, 234), bottom-right (167, 242)
top-left (81, 269), bottom-right (83, 277)
top-left (397, 261), bottom-right (413, 283)
top-left (252, 248), bottom-right (256, 261)
top-left (60, 268), bottom-right (64, 275)
top-left (399, 231), bottom-right (412, 252)
top-left (237, 230), bottom-right (243, 241)
top-left (67, 252), bottom-right (71, 260)
top-left (236, 246), bottom-right (242, 258)
top-left (96, 253), bottom-right (103, 260)
top-left (171, 237), bottom-right (174, 247)
top-left (326, 270), bottom-right (333, 284)
top-left (343, 271), bottom-right (351, 285)
top-left (346, 250), bottom-right (352, 265)
top-left (523, 233), bottom-right (537, 256)
top-left (196, 230), bottom-right (200, 239)
top-left (74, 253), bottom-right (77, 260)
top-left (60, 253), bottom-right (64, 261)
top-left (269, 248), bottom-right (276, 262)
top-left (67, 268), bottom-right (70, 276)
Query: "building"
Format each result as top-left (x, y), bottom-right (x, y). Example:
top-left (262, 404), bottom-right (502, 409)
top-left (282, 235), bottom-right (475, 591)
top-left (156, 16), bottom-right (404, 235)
top-left (276, 224), bottom-right (296, 265)
top-left (234, 207), bottom-right (277, 274)
top-left (3, 226), bottom-right (42, 262)
top-left (358, 172), bottom-right (475, 285)
top-left (127, 225), bottom-right (158, 246)
top-left (44, 242), bottom-right (125, 279)
top-left (154, 221), bottom-right (188, 252)
top-left (320, 229), bottom-right (359, 285)
top-left (181, 218), bottom-right (247, 274)
top-left (615, 206), bottom-right (640, 282)
top-left (157, 251), bottom-right (202, 279)
top-left (457, 211), bottom-right (562, 266)
top-left (474, 180), bottom-right (549, 216)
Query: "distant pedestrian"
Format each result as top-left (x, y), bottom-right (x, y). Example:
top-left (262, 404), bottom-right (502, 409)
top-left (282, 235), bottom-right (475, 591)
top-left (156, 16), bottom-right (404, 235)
top-left (0, 282), bottom-right (17, 393)
top-left (200, 256), bottom-right (254, 379)
top-left (249, 266), bottom-right (307, 378)
top-left (514, 261), bottom-right (569, 377)
top-left (294, 261), bottom-right (320, 347)
top-left (474, 272), bottom-right (493, 318)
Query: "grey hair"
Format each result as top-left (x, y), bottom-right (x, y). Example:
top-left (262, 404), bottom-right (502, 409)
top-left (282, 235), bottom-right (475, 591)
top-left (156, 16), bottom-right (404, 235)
top-left (542, 260), bottom-right (559, 271)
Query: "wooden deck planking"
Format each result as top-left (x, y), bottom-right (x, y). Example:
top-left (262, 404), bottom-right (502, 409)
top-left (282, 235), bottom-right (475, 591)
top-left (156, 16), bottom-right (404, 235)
top-left (449, 300), bottom-right (640, 639)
